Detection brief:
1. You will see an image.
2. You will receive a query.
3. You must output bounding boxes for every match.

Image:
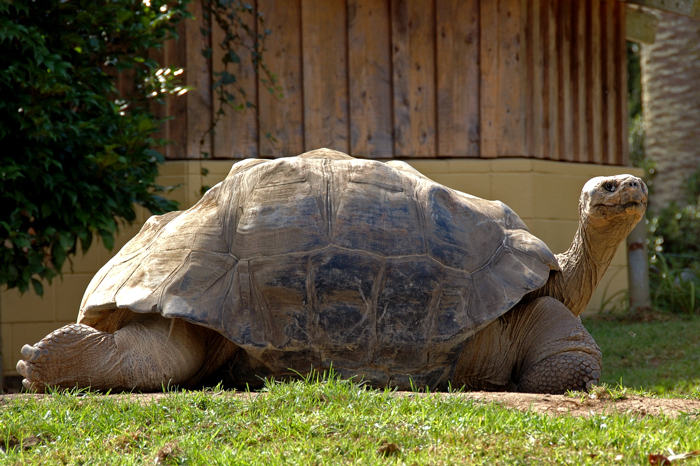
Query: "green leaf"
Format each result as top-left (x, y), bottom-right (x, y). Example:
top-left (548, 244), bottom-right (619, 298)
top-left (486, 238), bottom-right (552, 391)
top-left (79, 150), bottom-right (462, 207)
top-left (58, 232), bottom-right (75, 251)
top-left (31, 278), bottom-right (44, 297)
top-left (0, 0), bottom-right (271, 295)
top-left (52, 243), bottom-right (67, 271)
top-left (101, 231), bottom-right (115, 251)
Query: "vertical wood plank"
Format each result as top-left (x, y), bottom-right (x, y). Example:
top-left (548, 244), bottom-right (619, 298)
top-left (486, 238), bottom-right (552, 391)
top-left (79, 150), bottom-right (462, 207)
top-left (258, 0), bottom-right (304, 158)
top-left (185, 0), bottom-right (213, 159)
top-left (525, 0), bottom-right (543, 158)
top-left (572, 0), bottom-right (589, 163)
top-left (588, 0), bottom-right (603, 164)
top-left (148, 46), bottom-right (167, 154)
top-left (166, 21), bottom-right (189, 159)
top-left (601, 0), bottom-right (616, 165)
top-left (391, 0), bottom-right (436, 157)
top-left (541, 0), bottom-right (558, 160)
top-left (436, 0), bottom-right (480, 157)
top-left (497, 0), bottom-right (525, 156)
top-left (479, 0), bottom-right (498, 158)
top-left (301, 0), bottom-right (349, 153)
top-left (212, 1), bottom-right (259, 158)
top-left (557, 0), bottom-right (573, 161)
top-left (617, 1), bottom-right (629, 166)
top-left (348, 0), bottom-right (393, 158)
top-left (116, 68), bottom-right (136, 101)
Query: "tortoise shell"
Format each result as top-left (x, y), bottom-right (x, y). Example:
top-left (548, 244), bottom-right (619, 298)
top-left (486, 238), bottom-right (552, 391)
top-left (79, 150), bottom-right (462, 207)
top-left (78, 149), bottom-right (558, 388)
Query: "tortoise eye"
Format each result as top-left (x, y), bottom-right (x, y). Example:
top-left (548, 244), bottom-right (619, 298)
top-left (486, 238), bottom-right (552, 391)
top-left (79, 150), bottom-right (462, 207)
top-left (604, 182), bottom-right (616, 193)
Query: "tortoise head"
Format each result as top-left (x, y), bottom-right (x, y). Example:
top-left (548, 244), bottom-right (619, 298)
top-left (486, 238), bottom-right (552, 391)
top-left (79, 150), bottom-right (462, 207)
top-left (579, 174), bottom-right (648, 238)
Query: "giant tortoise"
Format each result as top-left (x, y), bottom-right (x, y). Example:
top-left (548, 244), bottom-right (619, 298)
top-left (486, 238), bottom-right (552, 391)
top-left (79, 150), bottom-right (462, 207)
top-left (17, 149), bottom-right (647, 393)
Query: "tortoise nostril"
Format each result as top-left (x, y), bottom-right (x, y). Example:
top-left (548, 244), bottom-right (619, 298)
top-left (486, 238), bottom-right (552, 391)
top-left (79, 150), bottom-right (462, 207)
top-left (629, 181), bottom-right (638, 189)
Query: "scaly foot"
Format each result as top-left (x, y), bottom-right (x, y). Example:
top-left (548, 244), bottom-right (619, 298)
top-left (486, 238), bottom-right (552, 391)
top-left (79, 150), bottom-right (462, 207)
top-left (16, 324), bottom-right (114, 391)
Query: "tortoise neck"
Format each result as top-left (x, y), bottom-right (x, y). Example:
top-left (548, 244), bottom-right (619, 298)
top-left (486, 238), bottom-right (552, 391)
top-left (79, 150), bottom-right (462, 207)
top-left (540, 221), bottom-right (626, 316)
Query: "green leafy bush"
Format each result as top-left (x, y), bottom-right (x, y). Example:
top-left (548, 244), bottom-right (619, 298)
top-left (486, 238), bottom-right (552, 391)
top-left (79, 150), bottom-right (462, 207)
top-left (0, 0), bottom-right (190, 294)
top-left (648, 202), bottom-right (700, 314)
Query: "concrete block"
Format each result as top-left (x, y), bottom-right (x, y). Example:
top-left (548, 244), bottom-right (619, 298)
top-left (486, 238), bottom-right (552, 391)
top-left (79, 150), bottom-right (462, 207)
top-left (490, 158), bottom-right (534, 173)
top-left (2, 323), bottom-right (12, 377)
top-left (201, 160), bottom-right (236, 177)
top-left (69, 242), bottom-right (103, 274)
top-left (1, 284), bottom-right (55, 323)
top-left (588, 265), bottom-right (629, 314)
top-left (533, 174), bottom-right (583, 221)
top-left (527, 219), bottom-right (578, 254)
top-left (446, 159), bottom-right (491, 173)
top-left (134, 205), bottom-right (151, 224)
top-left (186, 175), bottom-right (206, 208)
top-left (54, 274), bottom-right (93, 322)
top-left (158, 161), bottom-right (187, 177)
top-left (205, 174), bottom-right (228, 190)
top-left (430, 173), bottom-right (491, 200)
top-left (157, 175), bottom-right (187, 207)
top-left (406, 160), bottom-right (451, 175)
top-left (612, 245), bottom-right (629, 267)
top-left (533, 159), bottom-right (644, 179)
top-left (491, 173), bottom-right (535, 218)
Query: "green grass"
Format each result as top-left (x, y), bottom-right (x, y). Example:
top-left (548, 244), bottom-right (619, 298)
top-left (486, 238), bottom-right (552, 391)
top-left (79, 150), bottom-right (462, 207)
top-left (585, 313), bottom-right (700, 396)
top-left (2, 376), bottom-right (700, 465)
top-left (3, 316), bottom-right (700, 465)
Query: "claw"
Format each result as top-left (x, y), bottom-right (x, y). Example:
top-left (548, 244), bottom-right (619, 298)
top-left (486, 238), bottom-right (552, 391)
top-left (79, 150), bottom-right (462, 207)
top-left (16, 358), bottom-right (45, 392)
top-left (16, 359), bottom-right (28, 377)
top-left (20, 344), bottom-right (39, 360)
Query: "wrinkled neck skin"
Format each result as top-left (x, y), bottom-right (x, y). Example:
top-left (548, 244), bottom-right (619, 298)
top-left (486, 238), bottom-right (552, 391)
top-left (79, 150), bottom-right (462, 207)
top-left (533, 217), bottom-right (636, 316)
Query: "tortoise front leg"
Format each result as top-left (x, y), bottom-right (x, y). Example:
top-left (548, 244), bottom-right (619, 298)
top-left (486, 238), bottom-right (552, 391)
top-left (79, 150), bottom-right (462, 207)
top-left (16, 314), bottom-right (210, 392)
top-left (453, 297), bottom-right (601, 394)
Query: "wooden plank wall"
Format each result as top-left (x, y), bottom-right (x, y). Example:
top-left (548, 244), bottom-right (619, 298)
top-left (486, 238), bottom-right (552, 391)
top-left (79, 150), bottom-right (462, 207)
top-left (121, 0), bottom-right (628, 165)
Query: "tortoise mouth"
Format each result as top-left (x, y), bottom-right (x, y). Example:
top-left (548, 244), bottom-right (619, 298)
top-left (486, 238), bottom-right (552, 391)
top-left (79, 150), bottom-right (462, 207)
top-left (591, 201), bottom-right (646, 219)
top-left (597, 201), bottom-right (645, 209)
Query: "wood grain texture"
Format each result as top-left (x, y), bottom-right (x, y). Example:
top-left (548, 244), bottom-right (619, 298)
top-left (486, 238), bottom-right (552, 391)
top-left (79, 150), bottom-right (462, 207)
top-left (525, 0), bottom-right (543, 158)
top-left (541, 0), bottom-right (558, 160)
top-left (152, 0), bottom-right (631, 166)
top-left (601, 0), bottom-right (615, 165)
top-left (348, 0), bottom-right (393, 158)
top-left (557, 0), bottom-right (573, 161)
top-left (257, 0), bottom-right (305, 158)
top-left (479, 0), bottom-right (498, 158)
top-left (185, 0), bottom-right (213, 159)
top-left (148, 46), bottom-right (167, 154)
top-left (166, 21), bottom-right (189, 160)
top-left (572, 0), bottom-right (589, 162)
top-left (391, 0), bottom-right (436, 157)
top-left (497, 0), bottom-right (525, 157)
top-left (588, 0), bottom-right (603, 164)
top-left (212, 0), bottom-right (259, 158)
top-left (617, 1), bottom-right (629, 165)
top-left (436, 0), bottom-right (480, 157)
top-left (301, 0), bottom-right (349, 153)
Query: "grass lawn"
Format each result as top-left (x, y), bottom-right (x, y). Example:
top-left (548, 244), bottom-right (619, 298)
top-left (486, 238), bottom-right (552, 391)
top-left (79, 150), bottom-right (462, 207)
top-left (1, 315), bottom-right (700, 465)
top-left (585, 313), bottom-right (700, 396)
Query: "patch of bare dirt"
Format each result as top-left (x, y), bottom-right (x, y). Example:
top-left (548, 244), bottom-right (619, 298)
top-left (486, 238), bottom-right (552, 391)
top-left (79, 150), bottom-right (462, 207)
top-left (2, 390), bottom-right (700, 418)
top-left (437, 391), bottom-right (700, 418)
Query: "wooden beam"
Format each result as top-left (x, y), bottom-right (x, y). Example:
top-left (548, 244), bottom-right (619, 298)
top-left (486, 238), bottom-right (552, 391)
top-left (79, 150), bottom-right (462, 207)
top-left (625, 0), bottom-right (700, 19)
top-left (626, 5), bottom-right (660, 43)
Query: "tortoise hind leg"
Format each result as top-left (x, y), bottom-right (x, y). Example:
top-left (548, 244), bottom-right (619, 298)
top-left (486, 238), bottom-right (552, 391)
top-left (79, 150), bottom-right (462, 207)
top-left (453, 297), bottom-right (601, 394)
top-left (17, 314), bottom-right (221, 392)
